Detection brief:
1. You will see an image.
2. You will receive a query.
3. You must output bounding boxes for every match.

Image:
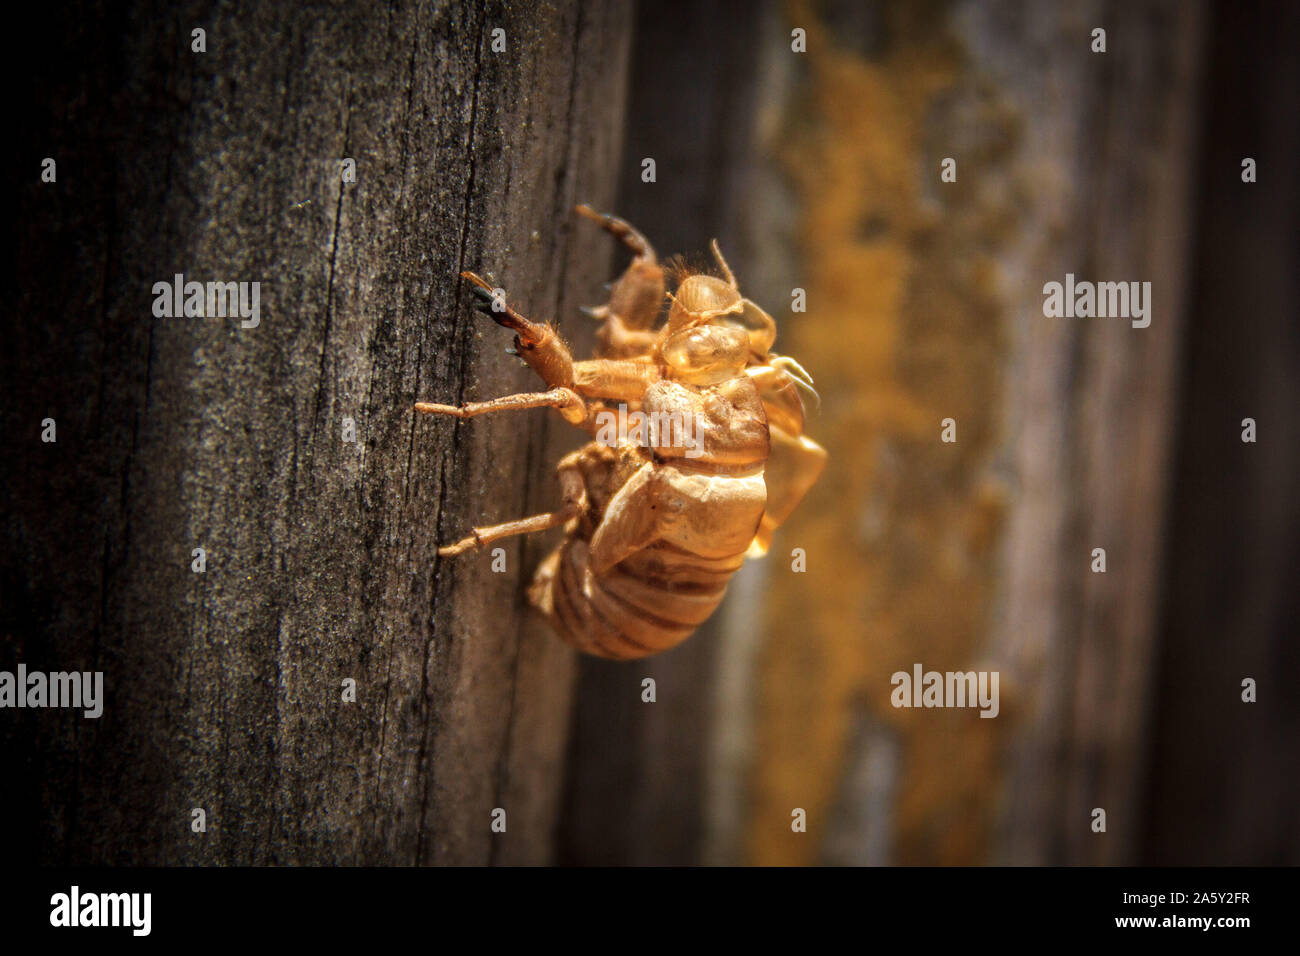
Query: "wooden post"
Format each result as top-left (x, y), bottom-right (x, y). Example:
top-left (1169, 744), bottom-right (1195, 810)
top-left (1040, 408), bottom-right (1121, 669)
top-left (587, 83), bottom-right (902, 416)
top-left (8, 0), bottom-right (633, 865)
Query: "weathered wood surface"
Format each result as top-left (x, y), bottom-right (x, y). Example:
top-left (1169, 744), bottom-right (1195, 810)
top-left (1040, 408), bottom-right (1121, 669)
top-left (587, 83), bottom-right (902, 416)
top-left (7, 0), bottom-right (632, 865)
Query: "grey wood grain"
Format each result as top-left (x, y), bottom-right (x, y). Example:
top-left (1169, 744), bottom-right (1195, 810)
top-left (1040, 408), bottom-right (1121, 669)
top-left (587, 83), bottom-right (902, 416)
top-left (7, 0), bottom-right (633, 865)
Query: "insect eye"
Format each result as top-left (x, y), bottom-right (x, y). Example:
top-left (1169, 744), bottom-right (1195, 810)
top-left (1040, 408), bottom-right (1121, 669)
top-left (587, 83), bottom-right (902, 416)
top-left (718, 300), bottom-right (777, 356)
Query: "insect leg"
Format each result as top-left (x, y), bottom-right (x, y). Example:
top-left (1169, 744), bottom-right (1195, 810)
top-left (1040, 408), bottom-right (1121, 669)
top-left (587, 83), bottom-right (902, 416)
top-left (575, 205), bottom-right (666, 352)
top-left (575, 205), bottom-right (657, 265)
top-left (571, 358), bottom-right (662, 404)
top-left (414, 387), bottom-right (587, 426)
top-left (585, 461), bottom-right (662, 573)
top-left (595, 319), bottom-right (659, 357)
top-left (746, 428), bottom-right (828, 557)
top-left (460, 271), bottom-right (579, 391)
top-left (438, 460), bottom-right (587, 557)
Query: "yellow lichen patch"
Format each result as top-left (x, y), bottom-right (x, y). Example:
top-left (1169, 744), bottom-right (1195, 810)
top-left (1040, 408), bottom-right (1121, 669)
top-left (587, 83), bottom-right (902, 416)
top-left (747, 0), bottom-right (1015, 865)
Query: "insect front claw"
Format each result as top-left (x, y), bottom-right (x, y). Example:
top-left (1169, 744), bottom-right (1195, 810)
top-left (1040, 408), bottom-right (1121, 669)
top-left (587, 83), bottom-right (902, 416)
top-left (467, 283), bottom-right (504, 311)
top-left (459, 271), bottom-right (550, 346)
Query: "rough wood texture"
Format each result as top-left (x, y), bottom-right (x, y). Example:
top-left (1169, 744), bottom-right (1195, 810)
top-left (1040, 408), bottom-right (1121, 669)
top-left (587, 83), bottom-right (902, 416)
top-left (7, 0), bottom-right (632, 865)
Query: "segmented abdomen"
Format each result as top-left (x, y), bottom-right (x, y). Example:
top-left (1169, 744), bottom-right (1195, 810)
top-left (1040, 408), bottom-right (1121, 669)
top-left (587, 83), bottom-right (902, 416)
top-left (530, 535), bottom-right (746, 660)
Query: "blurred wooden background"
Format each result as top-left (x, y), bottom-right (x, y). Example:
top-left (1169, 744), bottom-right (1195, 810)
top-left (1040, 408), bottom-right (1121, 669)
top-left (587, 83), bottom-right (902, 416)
top-left (559, 0), bottom-right (1299, 866)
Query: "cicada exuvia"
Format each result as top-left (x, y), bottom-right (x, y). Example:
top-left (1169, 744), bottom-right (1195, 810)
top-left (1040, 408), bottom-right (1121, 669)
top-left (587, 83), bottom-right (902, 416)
top-left (416, 207), bottom-right (826, 659)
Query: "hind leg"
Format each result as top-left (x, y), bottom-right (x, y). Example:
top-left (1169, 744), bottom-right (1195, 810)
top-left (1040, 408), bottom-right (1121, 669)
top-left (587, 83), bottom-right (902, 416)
top-left (438, 453), bottom-right (588, 557)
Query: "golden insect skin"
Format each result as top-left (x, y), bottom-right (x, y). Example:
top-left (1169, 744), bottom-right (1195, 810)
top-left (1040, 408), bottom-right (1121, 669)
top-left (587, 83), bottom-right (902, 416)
top-left (415, 207), bottom-right (827, 659)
